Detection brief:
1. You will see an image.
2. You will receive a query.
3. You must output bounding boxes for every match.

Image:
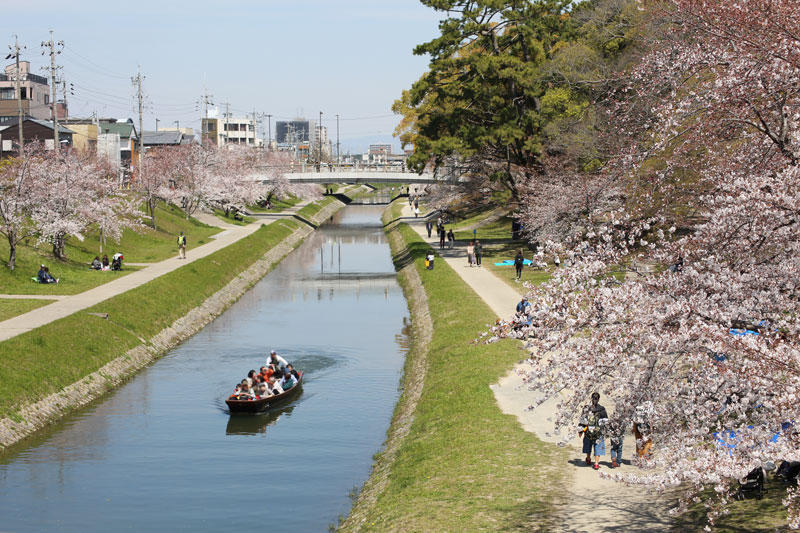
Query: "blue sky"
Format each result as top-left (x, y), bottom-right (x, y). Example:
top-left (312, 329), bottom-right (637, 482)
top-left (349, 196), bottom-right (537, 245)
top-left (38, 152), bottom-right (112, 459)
top-left (3, 0), bottom-right (443, 152)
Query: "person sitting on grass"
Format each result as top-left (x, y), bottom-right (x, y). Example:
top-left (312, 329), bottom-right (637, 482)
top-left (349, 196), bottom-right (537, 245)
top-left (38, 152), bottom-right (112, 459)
top-left (102, 254), bottom-right (110, 271)
top-left (91, 256), bottom-right (102, 270)
top-left (111, 252), bottom-right (123, 271)
top-left (516, 296), bottom-right (531, 314)
top-left (37, 265), bottom-right (58, 284)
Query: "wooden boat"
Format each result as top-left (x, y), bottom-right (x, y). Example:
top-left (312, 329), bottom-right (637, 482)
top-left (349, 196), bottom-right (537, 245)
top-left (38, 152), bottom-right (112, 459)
top-left (225, 371), bottom-right (304, 414)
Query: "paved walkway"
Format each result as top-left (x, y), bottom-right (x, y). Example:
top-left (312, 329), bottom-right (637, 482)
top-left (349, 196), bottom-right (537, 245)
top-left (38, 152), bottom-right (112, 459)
top-left (0, 294), bottom-right (67, 300)
top-left (0, 199), bottom-right (320, 344)
top-left (400, 204), bottom-right (673, 532)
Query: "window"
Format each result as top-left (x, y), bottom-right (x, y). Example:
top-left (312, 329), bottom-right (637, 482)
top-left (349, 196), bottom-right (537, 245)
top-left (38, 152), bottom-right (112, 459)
top-left (207, 121), bottom-right (215, 131)
top-left (0, 88), bottom-right (13, 100)
top-left (44, 94), bottom-right (49, 105)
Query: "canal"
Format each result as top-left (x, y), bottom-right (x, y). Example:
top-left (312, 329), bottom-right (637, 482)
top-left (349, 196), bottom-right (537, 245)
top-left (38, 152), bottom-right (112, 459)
top-left (0, 205), bottom-right (409, 531)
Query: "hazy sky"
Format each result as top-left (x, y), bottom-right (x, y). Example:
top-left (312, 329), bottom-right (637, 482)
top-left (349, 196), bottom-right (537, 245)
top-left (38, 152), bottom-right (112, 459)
top-left (3, 0), bottom-right (443, 152)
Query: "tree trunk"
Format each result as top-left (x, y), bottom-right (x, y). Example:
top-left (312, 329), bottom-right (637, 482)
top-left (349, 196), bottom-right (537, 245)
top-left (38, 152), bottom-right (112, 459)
top-left (148, 198), bottom-right (158, 231)
top-left (52, 232), bottom-right (67, 260)
top-left (7, 241), bottom-right (16, 271)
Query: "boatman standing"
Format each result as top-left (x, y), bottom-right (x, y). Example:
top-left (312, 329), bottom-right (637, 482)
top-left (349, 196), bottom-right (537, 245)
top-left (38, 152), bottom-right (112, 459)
top-left (267, 350), bottom-right (289, 375)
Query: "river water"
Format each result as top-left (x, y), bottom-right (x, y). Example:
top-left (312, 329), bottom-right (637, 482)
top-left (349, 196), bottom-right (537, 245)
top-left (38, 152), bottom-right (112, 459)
top-left (0, 205), bottom-right (409, 531)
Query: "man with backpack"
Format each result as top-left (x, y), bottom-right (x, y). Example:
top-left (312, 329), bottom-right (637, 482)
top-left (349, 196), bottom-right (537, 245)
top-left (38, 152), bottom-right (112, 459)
top-left (177, 231), bottom-right (187, 259)
top-left (579, 392), bottom-right (608, 470)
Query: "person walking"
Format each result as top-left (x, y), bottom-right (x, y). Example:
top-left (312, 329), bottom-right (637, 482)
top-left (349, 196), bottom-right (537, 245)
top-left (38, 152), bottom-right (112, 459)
top-left (426, 220), bottom-right (433, 238)
top-left (579, 392), bottom-right (609, 470)
top-left (607, 418), bottom-right (625, 469)
top-left (514, 249), bottom-right (524, 281)
top-left (439, 227), bottom-right (446, 250)
top-left (467, 241), bottom-right (475, 267)
top-left (447, 229), bottom-right (455, 249)
top-left (177, 231), bottom-right (187, 259)
top-left (474, 239), bottom-right (482, 266)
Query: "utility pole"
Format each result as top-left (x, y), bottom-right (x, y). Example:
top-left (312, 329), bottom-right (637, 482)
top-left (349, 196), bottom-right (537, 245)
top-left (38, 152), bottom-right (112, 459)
top-left (42, 30), bottom-right (63, 149)
top-left (200, 88), bottom-right (213, 143)
top-left (251, 109), bottom-right (257, 147)
top-left (131, 66), bottom-right (144, 172)
top-left (174, 120), bottom-right (179, 131)
top-left (155, 118), bottom-right (159, 131)
top-left (220, 102), bottom-right (231, 147)
top-left (6, 36), bottom-right (25, 156)
top-left (61, 78), bottom-right (72, 120)
top-left (336, 113), bottom-right (340, 167)
top-left (266, 113), bottom-right (272, 151)
top-left (318, 110), bottom-right (323, 163)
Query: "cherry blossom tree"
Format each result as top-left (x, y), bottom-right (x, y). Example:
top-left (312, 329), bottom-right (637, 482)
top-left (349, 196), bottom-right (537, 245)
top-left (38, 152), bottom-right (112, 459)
top-left (505, 0), bottom-right (800, 526)
top-left (0, 144), bottom-right (48, 270)
top-left (134, 148), bottom-right (180, 230)
top-left (31, 150), bottom-right (144, 259)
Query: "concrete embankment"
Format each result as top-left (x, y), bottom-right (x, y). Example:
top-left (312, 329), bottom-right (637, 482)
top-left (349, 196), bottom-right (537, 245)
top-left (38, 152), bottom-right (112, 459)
top-left (0, 198), bottom-right (346, 452)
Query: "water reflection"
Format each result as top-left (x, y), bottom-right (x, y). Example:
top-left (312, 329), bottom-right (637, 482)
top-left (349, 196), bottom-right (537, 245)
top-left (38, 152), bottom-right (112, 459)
top-left (225, 402), bottom-right (299, 436)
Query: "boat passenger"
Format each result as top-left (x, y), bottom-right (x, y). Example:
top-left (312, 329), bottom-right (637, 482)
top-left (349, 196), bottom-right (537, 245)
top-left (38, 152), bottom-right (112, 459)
top-left (246, 369), bottom-right (258, 387)
top-left (287, 364), bottom-right (300, 380)
top-left (267, 350), bottom-right (289, 374)
top-left (259, 365), bottom-right (274, 381)
top-left (268, 376), bottom-right (283, 395)
top-left (257, 383), bottom-right (270, 399)
top-left (238, 382), bottom-right (255, 400)
top-left (281, 370), bottom-right (298, 391)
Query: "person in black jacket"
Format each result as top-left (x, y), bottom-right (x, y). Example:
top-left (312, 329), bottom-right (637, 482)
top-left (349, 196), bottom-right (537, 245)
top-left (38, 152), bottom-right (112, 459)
top-left (514, 250), bottom-right (525, 281)
top-left (579, 392), bottom-right (609, 470)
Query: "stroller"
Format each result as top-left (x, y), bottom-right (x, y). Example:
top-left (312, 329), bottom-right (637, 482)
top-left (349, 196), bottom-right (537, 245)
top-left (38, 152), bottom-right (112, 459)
top-left (735, 466), bottom-right (765, 500)
top-left (111, 252), bottom-right (124, 271)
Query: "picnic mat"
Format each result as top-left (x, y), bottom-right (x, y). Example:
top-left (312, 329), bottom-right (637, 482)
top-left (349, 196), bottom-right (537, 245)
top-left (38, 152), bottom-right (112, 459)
top-left (494, 259), bottom-right (533, 266)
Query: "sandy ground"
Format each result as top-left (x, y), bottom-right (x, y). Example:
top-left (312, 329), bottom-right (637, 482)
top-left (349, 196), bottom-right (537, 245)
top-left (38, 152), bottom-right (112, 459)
top-left (401, 204), bottom-right (676, 532)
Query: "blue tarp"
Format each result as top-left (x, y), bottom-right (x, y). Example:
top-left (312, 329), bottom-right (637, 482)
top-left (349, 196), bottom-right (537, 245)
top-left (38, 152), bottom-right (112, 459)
top-left (494, 259), bottom-right (533, 266)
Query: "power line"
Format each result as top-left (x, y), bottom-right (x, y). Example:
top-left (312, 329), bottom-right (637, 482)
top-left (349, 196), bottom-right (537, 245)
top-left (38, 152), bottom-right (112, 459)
top-left (61, 44), bottom-right (129, 79)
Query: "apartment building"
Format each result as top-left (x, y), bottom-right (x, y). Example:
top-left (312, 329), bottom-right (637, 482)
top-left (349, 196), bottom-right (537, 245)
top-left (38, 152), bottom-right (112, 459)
top-left (0, 61), bottom-right (57, 126)
top-left (201, 108), bottom-right (260, 147)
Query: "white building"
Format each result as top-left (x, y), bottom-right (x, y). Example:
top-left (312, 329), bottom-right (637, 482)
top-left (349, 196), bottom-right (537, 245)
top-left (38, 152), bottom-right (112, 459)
top-left (201, 107), bottom-right (262, 147)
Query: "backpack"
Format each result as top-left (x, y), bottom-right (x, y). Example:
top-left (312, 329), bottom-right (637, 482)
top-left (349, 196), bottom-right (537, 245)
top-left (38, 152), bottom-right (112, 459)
top-left (585, 413), bottom-right (602, 440)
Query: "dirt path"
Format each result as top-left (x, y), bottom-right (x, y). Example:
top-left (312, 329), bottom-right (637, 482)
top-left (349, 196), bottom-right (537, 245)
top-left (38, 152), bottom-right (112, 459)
top-left (401, 204), bottom-right (675, 532)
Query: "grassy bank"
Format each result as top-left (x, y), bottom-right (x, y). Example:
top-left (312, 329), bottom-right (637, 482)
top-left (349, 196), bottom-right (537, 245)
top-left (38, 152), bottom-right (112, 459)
top-left (0, 220), bottom-right (300, 421)
top-left (247, 195), bottom-right (303, 214)
top-left (0, 299), bottom-right (51, 321)
top-left (343, 210), bottom-right (565, 530)
top-left (0, 202), bottom-right (219, 296)
top-left (296, 196), bottom-right (340, 222)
